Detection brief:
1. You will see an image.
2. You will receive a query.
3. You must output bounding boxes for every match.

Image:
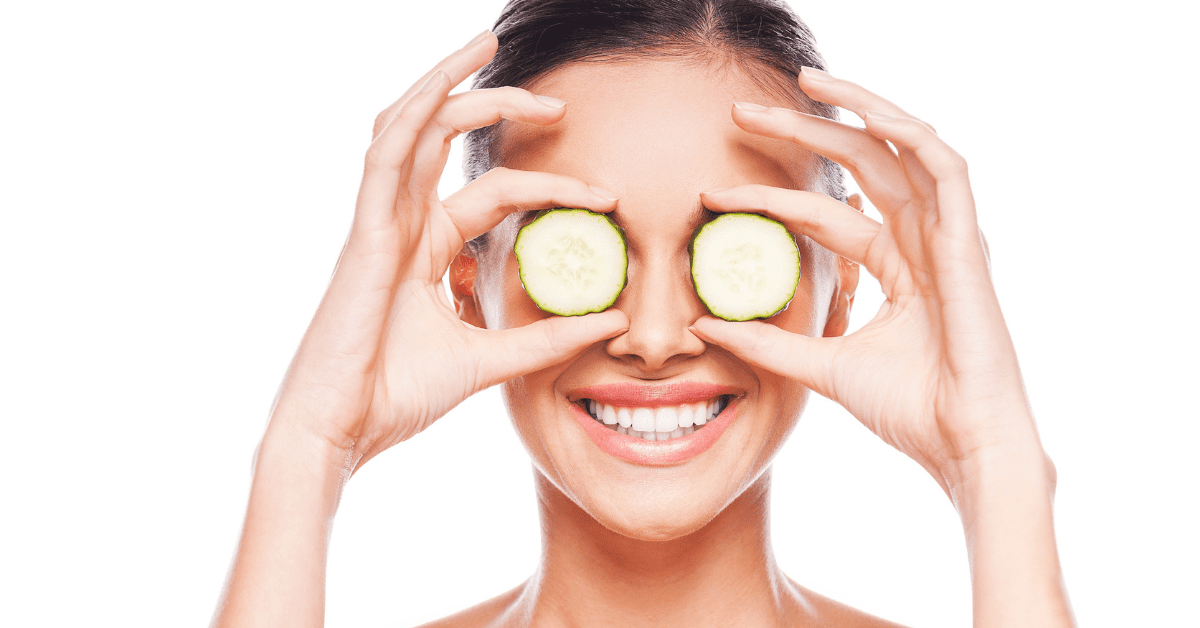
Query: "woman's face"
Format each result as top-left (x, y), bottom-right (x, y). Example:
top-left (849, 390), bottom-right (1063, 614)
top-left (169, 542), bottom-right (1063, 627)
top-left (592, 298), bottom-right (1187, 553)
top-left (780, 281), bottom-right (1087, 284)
top-left (466, 58), bottom-right (846, 540)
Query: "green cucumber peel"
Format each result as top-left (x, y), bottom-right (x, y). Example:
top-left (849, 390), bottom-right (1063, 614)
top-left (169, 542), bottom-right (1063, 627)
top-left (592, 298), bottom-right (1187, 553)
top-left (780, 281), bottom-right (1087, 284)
top-left (514, 208), bottom-right (628, 317)
top-left (689, 212), bottom-right (800, 321)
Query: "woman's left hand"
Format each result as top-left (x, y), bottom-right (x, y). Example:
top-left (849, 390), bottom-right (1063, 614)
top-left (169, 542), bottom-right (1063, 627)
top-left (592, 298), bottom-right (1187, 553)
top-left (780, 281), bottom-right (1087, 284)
top-left (691, 67), bottom-right (1047, 494)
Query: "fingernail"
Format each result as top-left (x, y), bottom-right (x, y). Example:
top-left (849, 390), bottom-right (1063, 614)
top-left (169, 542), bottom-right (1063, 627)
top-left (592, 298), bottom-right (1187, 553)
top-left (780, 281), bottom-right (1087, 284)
top-left (420, 70), bottom-right (447, 93)
top-left (467, 29), bottom-right (492, 46)
top-left (733, 101), bottom-right (768, 112)
top-left (800, 66), bottom-right (833, 81)
top-left (535, 94), bottom-right (567, 108)
top-left (702, 187), bottom-right (729, 195)
top-left (864, 109), bottom-right (895, 122)
top-left (589, 185), bottom-right (618, 201)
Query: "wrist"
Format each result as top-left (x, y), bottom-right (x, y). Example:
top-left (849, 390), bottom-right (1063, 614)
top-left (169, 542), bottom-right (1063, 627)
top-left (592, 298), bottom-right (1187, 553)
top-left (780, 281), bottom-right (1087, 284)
top-left (262, 389), bottom-right (366, 467)
top-left (942, 427), bottom-right (1056, 525)
top-left (255, 421), bottom-right (357, 508)
top-left (217, 416), bottom-right (353, 627)
top-left (938, 423), bottom-right (1074, 627)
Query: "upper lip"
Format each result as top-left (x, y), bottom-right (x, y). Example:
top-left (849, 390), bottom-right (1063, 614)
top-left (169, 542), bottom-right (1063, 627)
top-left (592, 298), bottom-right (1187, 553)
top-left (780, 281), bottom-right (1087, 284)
top-left (565, 381), bottom-right (744, 407)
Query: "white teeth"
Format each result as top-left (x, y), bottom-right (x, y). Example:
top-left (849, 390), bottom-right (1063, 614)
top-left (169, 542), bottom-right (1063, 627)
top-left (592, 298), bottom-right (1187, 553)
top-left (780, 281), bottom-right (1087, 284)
top-left (654, 406), bottom-right (678, 432)
top-left (631, 408), bottom-right (655, 432)
top-left (678, 404), bottom-right (694, 428)
top-left (585, 396), bottom-right (731, 442)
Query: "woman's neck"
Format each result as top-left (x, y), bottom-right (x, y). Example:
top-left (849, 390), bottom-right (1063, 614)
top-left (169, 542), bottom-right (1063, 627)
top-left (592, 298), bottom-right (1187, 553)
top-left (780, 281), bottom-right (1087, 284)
top-left (507, 468), bottom-right (813, 627)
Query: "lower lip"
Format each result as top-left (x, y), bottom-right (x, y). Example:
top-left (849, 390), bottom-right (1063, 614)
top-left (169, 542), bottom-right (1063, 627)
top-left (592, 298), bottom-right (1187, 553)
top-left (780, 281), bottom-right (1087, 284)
top-left (568, 400), bottom-right (739, 466)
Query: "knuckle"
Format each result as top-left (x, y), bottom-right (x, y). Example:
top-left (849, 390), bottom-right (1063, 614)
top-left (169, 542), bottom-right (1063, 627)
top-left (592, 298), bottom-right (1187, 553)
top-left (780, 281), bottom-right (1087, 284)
top-left (746, 183), bottom-right (771, 201)
top-left (808, 199), bottom-right (823, 232)
top-left (541, 320), bottom-right (563, 355)
top-left (496, 86), bottom-right (526, 101)
top-left (749, 323), bottom-right (771, 354)
top-left (394, 100), bottom-right (424, 126)
top-left (758, 187), bottom-right (777, 215)
top-left (372, 109), bottom-right (393, 136)
top-left (478, 167), bottom-right (515, 202)
top-left (479, 166), bottom-right (511, 182)
top-left (842, 144), bottom-right (870, 173)
top-left (942, 150), bottom-right (968, 177)
top-left (363, 143), bottom-right (385, 171)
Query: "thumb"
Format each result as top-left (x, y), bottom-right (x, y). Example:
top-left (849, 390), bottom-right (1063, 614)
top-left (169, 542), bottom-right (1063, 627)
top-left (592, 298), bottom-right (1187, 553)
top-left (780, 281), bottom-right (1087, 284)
top-left (689, 316), bottom-right (835, 396)
top-left (476, 309), bottom-right (630, 387)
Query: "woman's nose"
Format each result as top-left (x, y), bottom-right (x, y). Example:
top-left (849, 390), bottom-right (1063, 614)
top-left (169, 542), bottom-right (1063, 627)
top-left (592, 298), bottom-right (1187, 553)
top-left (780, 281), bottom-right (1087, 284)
top-left (605, 252), bottom-right (707, 371)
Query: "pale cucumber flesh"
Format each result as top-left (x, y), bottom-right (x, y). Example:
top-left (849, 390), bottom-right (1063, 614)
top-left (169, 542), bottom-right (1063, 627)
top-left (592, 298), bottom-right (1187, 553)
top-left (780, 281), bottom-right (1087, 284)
top-left (514, 209), bottom-right (628, 316)
top-left (690, 213), bottom-right (800, 321)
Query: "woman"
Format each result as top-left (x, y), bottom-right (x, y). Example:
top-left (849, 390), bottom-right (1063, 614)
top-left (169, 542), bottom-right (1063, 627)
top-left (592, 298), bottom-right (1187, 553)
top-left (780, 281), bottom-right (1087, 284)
top-left (213, 1), bottom-right (1074, 625)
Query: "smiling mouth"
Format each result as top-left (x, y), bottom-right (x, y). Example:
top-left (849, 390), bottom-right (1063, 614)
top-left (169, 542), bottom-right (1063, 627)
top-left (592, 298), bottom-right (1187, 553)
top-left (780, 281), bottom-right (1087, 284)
top-left (577, 395), bottom-right (734, 442)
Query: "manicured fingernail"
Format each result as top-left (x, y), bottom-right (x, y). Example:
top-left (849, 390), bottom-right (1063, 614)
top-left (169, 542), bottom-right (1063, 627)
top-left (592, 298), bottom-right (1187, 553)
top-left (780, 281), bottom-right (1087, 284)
top-left (467, 29), bottom-right (492, 46)
top-left (733, 101), bottom-right (768, 112)
top-left (420, 70), bottom-right (447, 93)
top-left (589, 185), bottom-right (618, 201)
top-left (535, 94), bottom-right (566, 108)
top-left (864, 109), bottom-right (895, 122)
top-left (800, 66), bottom-right (833, 81)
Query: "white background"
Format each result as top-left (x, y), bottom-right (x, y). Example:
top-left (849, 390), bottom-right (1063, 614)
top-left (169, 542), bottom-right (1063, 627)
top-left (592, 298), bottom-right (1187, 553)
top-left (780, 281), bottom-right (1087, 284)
top-left (1, 0), bottom-right (1196, 626)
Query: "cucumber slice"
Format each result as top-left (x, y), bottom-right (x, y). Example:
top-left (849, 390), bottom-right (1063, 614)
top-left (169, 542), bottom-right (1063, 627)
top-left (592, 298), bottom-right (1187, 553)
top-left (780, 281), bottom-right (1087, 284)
top-left (690, 213), bottom-right (800, 321)
top-left (515, 209), bottom-right (628, 316)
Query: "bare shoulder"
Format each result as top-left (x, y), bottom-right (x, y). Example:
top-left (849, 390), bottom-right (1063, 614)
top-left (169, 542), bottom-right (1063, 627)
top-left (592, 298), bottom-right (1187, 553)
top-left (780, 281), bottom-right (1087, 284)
top-left (787, 578), bottom-right (913, 628)
top-left (410, 584), bottom-right (524, 628)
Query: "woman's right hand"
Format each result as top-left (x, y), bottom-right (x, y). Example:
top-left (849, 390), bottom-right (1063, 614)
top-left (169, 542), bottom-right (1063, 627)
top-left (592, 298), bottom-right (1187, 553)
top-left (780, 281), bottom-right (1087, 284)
top-left (267, 30), bottom-right (628, 470)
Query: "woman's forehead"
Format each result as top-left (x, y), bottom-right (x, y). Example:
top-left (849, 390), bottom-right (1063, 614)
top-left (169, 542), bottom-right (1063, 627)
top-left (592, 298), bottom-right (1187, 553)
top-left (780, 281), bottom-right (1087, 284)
top-left (494, 58), bottom-right (816, 193)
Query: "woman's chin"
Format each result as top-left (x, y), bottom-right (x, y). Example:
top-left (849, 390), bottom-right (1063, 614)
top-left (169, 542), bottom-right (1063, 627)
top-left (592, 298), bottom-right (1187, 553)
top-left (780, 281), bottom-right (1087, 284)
top-left (592, 506), bottom-right (718, 542)
top-left (547, 469), bottom-right (745, 542)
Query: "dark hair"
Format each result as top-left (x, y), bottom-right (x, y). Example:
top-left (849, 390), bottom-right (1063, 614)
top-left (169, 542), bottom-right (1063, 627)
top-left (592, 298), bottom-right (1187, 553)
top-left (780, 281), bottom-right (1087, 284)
top-left (464, 0), bottom-right (845, 250)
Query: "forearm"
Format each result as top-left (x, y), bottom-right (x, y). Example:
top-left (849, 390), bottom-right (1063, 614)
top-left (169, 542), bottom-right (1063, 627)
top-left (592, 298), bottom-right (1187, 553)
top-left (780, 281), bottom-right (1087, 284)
top-left (212, 424), bottom-right (351, 628)
top-left (947, 428), bottom-right (1074, 628)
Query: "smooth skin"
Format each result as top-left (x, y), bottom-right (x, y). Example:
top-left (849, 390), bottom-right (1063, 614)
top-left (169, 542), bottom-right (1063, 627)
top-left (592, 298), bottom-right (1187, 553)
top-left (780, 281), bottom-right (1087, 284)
top-left (212, 30), bottom-right (1074, 628)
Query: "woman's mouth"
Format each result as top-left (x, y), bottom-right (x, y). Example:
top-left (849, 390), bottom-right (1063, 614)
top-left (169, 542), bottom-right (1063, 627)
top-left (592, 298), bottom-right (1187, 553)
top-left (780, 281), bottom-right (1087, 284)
top-left (564, 382), bottom-right (744, 466)
top-left (577, 396), bottom-right (732, 442)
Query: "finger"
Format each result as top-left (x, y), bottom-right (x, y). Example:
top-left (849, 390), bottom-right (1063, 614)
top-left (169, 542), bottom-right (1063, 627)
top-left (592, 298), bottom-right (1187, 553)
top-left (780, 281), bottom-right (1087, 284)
top-left (354, 70), bottom-right (453, 233)
top-left (406, 87), bottom-right (570, 199)
top-left (372, 30), bottom-right (498, 139)
top-left (730, 102), bottom-right (910, 210)
top-left (476, 310), bottom-right (631, 387)
top-left (689, 317), bottom-right (834, 397)
top-left (798, 67), bottom-right (936, 135)
top-left (442, 167), bottom-right (619, 244)
top-left (796, 69), bottom-right (941, 205)
top-left (862, 110), bottom-right (978, 239)
top-left (700, 184), bottom-right (881, 273)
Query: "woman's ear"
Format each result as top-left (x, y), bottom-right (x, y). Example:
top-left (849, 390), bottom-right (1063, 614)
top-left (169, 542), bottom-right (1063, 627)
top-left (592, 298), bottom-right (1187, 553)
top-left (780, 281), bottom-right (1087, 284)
top-left (822, 193), bottom-right (863, 338)
top-left (449, 251), bottom-right (487, 329)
